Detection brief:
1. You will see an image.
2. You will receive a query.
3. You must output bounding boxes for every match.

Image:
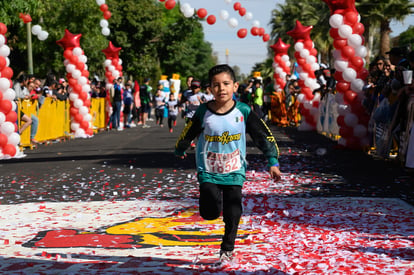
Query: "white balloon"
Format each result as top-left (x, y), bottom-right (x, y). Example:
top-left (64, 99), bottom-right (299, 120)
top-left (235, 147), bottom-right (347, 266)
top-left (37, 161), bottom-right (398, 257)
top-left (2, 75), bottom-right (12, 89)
top-left (355, 45), bottom-right (367, 58)
top-left (83, 84), bottom-right (91, 93)
top-left (63, 59), bottom-right (69, 66)
top-left (306, 55), bottom-right (316, 64)
top-left (343, 68), bottom-right (357, 82)
top-left (335, 92), bottom-right (344, 104)
top-left (275, 67), bottom-right (283, 74)
top-left (108, 65), bottom-right (115, 72)
top-left (0, 45), bottom-right (10, 57)
top-left (8, 132), bottom-right (20, 146)
top-left (3, 88), bottom-right (15, 101)
top-left (353, 124), bottom-right (367, 138)
top-left (74, 99), bottom-right (83, 109)
top-left (329, 14), bottom-right (343, 28)
top-left (332, 49), bottom-right (341, 59)
top-left (71, 122), bottom-right (80, 131)
top-left (285, 61), bottom-right (291, 68)
top-left (0, 121), bottom-right (15, 135)
top-left (102, 27), bottom-right (110, 36)
top-left (311, 62), bottom-right (320, 71)
top-left (281, 54), bottom-right (289, 62)
top-left (105, 83), bottom-right (113, 90)
top-left (0, 35), bottom-right (5, 47)
top-left (66, 64), bottom-right (76, 73)
top-left (300, 49), bottom-right (310, 58)
top-left (344, 113), bottom-right (358, 127)
top-left (84, 113), bottom-right (92, 122)
top-left (31, 25), bottom-right (42, 35)
top-left (252, 20), bottom-right (260, 27)
top-left (219, 10), bottom-right (229, 20)
top-left (100, 19), bottom-right (109, 28)
top-left (337, 104), bottom-right (350, 116)
top-left (78, 76), bottom-right (88, 86)
top-left (224, 0), bottom-right (232, 4)
top-left (84, 64), bottom-right (88, 71)
top-left (78, 55), bottom-right (87, 63)
top-left (79, 106), bottom-right (89, 116)
top-left (180, 3), bottom-right (190, 13)
top-left (334, 59), bottom-right (349, 72)
top-left (244, 12), bottom-right (253, 21)
top-left (228, 18), bottom-right (238, 28)
top-left (5, 57), bottom-right (9, 67)
top-left (183, 8), bottom-right (194, 18)
top-left (0, 78), bottom-right (10, 92)
top-left (38, 31), bottom-right (49, 41)
top-left (338, 24), bottom-right (353, 39)
top-left (348, 34), bottom-right (362, 48)
top-left (351, 78), bottom-right (365, 93)
top-left (69, 93), bottom-right (79, 101)
top-left (297, 93), bottom-right (305, 103)
top-left (96, 0), bottom-right (105, 5)
top-left (112, 70), bottom-right (120, 78)
top-left (313, 92), bottom-right (321, 102)
top-left (104, 59), bottom-right (112, 67)
top-left (294, 42), bottom-right (304, 51)
top-left (72, 69), bottom-right (82, 79)
top-left (118, 58), bottom-right (122, 65)
top-left (0, 113), bottom-right (5, 124)
top-left (75, 128), bottom-right (86, 137)
top-left (299, 72), bottom-right (309, 80)
top-left (11, 101), bottom-right (16, 111)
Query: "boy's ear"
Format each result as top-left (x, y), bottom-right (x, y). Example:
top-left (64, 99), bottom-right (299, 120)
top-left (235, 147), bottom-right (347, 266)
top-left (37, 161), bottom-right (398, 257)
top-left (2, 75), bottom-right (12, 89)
top-left (233, 82), bottom-right (239, 92)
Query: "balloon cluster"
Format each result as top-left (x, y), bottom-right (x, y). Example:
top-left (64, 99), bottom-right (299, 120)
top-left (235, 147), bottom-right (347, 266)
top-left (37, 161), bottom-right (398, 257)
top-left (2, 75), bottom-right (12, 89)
top-left (102, 41), bottom-right (123, 91)
top-left (96, 0), bottom-right (111, 36)
top-left (231, 1), bottom-right (269, 42)
top-left (287, 21), bottom-right (321, 131)
top-left (324, 0), bottom-right (370, 148)
top-left (57, 30), bottom-right (93, 138)
top-left (270, 38), bottom-right (291, 92)
top-left (159, 0), bottom-right (177, 10)
top-left (0, 23), bottom-right (20, 158)
top-left (31, 25), bottom-right (49, 41)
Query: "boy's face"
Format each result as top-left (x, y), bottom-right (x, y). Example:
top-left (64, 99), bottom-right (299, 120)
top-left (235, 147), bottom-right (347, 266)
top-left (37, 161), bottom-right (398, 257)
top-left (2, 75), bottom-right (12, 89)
top-left (211, 72), bottom-right (238, 104)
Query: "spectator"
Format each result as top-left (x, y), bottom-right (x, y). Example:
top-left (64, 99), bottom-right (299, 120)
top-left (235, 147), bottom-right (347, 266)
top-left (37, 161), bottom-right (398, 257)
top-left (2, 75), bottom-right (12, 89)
top-left (140, 78), bottom-right (152, 128)
top-left (251, 79), bottom-right (264, 118)
top-left (122, 82), bottom-right (133, 128)
top-left (110, 77), bottom-right (123, 131)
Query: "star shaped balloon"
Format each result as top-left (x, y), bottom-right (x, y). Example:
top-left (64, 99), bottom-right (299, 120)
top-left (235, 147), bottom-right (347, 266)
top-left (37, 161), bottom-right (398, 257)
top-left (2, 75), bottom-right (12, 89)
top-left (270, 38), bottom-right (290, 55)
top-left (322, 0), bottom-right (357, 15)
top-left (101, 41), bottom-right (122, 59)
top-left (287, 21), bottom-right (313, 41)
top-left (56, 29), bottom-right (82, 50)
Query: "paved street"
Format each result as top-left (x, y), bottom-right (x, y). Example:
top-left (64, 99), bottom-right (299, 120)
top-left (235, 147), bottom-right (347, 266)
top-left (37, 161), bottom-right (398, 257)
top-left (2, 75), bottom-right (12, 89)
top-left (0, 117), bottom-right (413, 274)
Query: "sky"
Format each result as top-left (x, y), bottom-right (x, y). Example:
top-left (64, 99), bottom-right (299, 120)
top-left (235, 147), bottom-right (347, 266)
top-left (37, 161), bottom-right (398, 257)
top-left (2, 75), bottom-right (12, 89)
top-left (179, 0), bottom-right (414, 75)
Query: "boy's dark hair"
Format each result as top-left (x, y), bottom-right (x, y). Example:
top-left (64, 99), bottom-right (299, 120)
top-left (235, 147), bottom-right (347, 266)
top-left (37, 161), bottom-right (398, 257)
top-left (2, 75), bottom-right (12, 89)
top-left (208, 64), bottom-right (236, 83)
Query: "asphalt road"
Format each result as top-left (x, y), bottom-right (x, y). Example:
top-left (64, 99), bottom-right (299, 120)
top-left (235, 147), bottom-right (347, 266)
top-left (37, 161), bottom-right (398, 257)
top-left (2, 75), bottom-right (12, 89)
top-left (0, 116), bottom-right (412, 206)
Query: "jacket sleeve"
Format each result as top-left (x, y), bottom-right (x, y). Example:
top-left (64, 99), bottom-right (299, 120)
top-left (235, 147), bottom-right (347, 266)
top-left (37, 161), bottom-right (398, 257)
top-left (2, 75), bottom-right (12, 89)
top-left (174, 112), bottom-right (203, 156)
top-left (246, 111), bottom-right (280, 167)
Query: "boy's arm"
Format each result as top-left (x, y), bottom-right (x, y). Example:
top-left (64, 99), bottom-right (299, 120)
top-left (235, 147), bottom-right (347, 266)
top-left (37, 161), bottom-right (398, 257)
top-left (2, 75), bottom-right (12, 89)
top-left (174, 115), bottom-right (203, 158)
top-left (246, 111), bottom-right (280, 167)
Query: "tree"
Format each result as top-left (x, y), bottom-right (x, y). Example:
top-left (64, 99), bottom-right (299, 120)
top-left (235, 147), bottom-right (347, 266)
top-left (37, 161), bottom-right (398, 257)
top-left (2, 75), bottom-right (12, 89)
top-left (397, 25), bottom-right (414, 49)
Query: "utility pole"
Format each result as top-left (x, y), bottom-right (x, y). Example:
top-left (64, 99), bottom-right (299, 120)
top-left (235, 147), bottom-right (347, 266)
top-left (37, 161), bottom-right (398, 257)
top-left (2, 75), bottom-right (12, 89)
top-left (26, 22), bottom-right (33, 74)
top-left (225, 48), bottom-right (229, 64)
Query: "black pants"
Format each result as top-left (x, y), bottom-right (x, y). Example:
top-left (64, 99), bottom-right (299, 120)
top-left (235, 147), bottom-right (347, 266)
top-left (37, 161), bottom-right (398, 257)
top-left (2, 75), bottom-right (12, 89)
top-left (168, 115), bottom-right (177, 129)
top-left (199, 182), bottom-right (242, 252)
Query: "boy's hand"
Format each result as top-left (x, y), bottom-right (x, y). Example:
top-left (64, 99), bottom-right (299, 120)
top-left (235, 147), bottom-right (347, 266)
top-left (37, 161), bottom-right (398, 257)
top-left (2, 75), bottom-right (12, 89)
top-left (269, 166), bottom-right (281, 181)
top-left (174, 150), bottom-right (187, 160)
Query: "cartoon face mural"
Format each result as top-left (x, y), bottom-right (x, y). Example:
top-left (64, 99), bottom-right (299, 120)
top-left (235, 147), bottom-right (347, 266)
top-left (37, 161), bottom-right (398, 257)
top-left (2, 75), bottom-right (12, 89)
top-left (23, 208), bottom-right (258, 249)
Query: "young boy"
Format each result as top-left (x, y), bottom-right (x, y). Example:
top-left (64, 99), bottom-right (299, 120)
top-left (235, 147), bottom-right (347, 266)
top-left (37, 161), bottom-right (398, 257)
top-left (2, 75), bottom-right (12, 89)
top-left (175, 64), bottom-right (281, 263)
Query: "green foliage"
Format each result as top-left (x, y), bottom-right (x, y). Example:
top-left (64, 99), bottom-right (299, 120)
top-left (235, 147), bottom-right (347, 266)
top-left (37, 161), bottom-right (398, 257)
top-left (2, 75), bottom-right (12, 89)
top-left (398, 25), bottom-right (414, 49)
top-left (2, 0), bottom-right (216, 84)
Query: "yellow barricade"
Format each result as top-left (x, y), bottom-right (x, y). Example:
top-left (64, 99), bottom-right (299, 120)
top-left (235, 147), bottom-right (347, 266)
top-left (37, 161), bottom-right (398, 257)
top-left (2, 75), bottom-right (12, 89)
top-left (18, 97), bottom-right (107, 148)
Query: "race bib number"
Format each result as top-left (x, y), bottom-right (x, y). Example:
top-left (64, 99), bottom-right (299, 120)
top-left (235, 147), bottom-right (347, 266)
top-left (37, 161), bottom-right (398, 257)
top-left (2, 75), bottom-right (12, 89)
top-left (205, 149), bottom-right (241, 174)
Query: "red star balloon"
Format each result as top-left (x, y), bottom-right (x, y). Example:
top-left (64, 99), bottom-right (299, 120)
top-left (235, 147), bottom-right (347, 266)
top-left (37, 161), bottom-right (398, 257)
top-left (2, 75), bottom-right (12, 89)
top-left (270, 38), bottom-right (290, 55)
top-left (322, 0), bottom-right (357, 15)
top-left (101, 41), bottom-right (122, 59)
top-left (56, 29), bottom-right (82, 50)
top-left (287, 20), bottom-right (313, 41)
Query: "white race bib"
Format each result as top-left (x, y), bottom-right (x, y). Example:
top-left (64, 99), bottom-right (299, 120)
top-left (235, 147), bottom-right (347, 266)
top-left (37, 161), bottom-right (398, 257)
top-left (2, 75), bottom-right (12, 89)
top-left (205, 149), bottom-right (241, 174)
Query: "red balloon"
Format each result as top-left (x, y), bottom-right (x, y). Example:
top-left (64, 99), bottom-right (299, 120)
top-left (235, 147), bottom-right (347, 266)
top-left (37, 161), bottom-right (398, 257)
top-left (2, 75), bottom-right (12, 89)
top-left (336, 81), bottom-right (350, 93)
top-left (334, 71), bottom-right (344, 82)
top-left (233, 2), bottom-right (241, 11)
top-left (353, 22), bottom-right (365, 35)
top-left (250, 27), bottom-right (259, 36)
top-left (79, 91), bottom-right (88, 101)
top-left (262, 33), bottom-right (270, 42)
top-left (100, 4), bottom-right (109, 12)
top-left (0, 100), bottom-right (12, 113)
top-left (344, 90), bottom-right (357, 104)
top-left (344, 11), bottom-right (358, 26)
top-left (70, 107), bottom-right (79, 117)
top-left (165, 0), bottom-right (176, 10)
top-left (297, 80), bottom-right (305, 87)
top-left (239, 7), bottom-right (246, 16)
top-left (0, 23), bottom-right (7, 35)
top-left (310, 48), bottom-right (318, 57)
top-left (303, 40), bottom-right (313, 50)
top-left (103, 10), bottom-right (111, 20)
top-left (84, 99), bottom-right (91, 107)
top-left (5, 111), bottom-right (17, 123)
top-left (68, 78), bottom-right (78, 87)
top-left (339, 126), bottom-right (353, 138)
top-left (312, 101), bottom-right (319, 108)
top-left (337, 115), bottom-right (345, 126)
top-left (358, 68), bottom-right (369, 80)
top-left (258, 27), bottom-right (265, 36)
top-left (296, 57), bottom-right (306, 66)
top-left (333, 39), bottom-right (347, 50)
top-left (2, 143), bottom-right (16, 157)
top-left (0, 56), bottom-right (6, 71)
top-left (341, 45), bottom-right (355, 59)
top-left (0, 133), bottom-right (7, 148)
top-left (329, 28), bottom-right (340, 39)
top-left (63, 49), bottom-right (73, 60)
top-left (86, 128), bottom-right (94, 136)
top-left (1, 67), bottom-right (13, 79)
top-left (75, 113), bottom-right (83, 123)
top-left (81, 70), bottom-right (90, 78)
top-left (206, 15), bottom-right (216, 25)
top-left (350, 56), bottom-right (364, 70)
top-left (197, 8), bottom-right (207, 19)
top-left (273, 55), bottom-right (281, 63)
top-left (237, 28), bottom-right (247, 38)
top-left (80, 120), bottom-right (89, 130)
